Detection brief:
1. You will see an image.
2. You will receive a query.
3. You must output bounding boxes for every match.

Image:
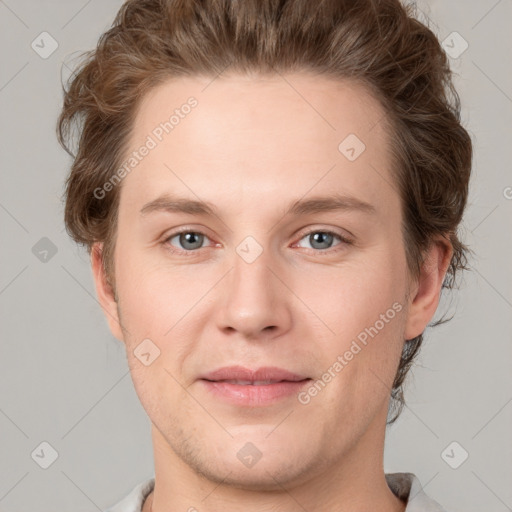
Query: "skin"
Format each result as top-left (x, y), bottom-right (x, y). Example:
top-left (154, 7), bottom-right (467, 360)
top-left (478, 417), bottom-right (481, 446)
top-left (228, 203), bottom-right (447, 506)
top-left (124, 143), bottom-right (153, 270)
top-left (91, 72), bottom-right (452, 512)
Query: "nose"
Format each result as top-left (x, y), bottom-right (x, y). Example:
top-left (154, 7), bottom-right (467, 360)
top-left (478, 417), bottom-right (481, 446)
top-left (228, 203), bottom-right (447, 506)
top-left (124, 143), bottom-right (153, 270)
top-left (215, 246), bottom-right (293, 340)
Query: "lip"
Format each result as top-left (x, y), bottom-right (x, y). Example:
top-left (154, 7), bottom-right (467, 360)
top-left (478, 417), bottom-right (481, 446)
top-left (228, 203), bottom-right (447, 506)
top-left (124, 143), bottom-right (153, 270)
top-left (199, 366), bottom-right (311, 406)
top-left (201, 365), bottom-right (308, 382)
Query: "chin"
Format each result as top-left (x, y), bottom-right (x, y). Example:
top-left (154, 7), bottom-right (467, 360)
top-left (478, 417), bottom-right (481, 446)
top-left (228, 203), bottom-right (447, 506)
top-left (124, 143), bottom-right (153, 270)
top-left (200, 454), bottom-right (316, 492)
top-left (200, 434), bottom-right (327, 490)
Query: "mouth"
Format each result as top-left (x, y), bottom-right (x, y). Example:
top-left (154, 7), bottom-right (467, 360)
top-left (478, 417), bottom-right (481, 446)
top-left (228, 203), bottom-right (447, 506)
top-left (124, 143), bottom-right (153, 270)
top-left (199, 366), bottom-right (312, 406)
top-left (200, 365), bottom-right (309, 382)
top-left (204, 379), bottom-right (307, 385)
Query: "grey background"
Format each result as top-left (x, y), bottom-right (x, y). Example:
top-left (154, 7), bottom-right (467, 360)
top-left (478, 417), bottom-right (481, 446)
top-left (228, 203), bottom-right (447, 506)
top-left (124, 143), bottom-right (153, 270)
top-left (0, 1), bottom-right (511, 511)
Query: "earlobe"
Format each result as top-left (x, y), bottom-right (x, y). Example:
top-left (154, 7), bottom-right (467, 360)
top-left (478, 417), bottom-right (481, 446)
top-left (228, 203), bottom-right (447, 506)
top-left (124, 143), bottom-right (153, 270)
top-left (91, 243), bottom-right (125, 341)
top-left (404, 236), bottom-right (453, 341)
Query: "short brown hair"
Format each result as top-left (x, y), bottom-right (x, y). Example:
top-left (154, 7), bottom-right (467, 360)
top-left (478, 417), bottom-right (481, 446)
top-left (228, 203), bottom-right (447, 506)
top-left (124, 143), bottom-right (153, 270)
top-left (57, 0), bottom-right (472, 423)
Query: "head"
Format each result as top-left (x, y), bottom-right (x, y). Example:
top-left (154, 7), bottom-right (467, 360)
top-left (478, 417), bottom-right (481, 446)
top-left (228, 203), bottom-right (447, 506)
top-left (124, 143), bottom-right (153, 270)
top-left (57, 0), bottom-right (471, 489)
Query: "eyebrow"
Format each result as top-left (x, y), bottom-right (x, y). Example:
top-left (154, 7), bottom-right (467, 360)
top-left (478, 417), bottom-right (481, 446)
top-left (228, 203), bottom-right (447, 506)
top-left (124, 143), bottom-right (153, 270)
top-left (139, 193), bottom-right (377, 218)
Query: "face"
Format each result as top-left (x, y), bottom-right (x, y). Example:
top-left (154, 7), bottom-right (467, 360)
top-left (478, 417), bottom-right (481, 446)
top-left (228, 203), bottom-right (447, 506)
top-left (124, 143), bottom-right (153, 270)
top-left (93, 72), bottom-right (448, 489)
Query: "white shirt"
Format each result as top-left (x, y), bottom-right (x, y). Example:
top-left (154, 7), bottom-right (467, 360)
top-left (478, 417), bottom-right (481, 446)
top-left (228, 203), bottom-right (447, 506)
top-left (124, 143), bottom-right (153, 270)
top-left (104, 473), bottom-right (447, 511)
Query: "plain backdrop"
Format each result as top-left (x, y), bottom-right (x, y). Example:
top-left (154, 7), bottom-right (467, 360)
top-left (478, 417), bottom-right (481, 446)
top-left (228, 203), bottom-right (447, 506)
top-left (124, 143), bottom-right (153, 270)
top-left (0, 1), bottom-right (511, 511)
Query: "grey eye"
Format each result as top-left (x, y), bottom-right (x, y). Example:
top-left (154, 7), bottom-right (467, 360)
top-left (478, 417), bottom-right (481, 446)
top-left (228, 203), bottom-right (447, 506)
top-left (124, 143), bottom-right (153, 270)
top-left (297, 231), bottom-right (342, 250)
top-left (170, 232), bottom-right (205, 250)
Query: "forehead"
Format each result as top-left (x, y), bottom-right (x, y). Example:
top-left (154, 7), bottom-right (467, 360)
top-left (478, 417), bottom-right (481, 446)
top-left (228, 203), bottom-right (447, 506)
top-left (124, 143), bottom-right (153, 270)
top-left (121, 72), bottom-right (396, 217)
top-left (131, 72), bottom-right (387, 153)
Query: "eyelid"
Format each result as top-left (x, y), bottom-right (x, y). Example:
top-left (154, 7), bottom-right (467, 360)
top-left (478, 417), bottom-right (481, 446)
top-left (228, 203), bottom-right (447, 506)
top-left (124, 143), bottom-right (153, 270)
top-left (294, 226), bottom-right (353, 243)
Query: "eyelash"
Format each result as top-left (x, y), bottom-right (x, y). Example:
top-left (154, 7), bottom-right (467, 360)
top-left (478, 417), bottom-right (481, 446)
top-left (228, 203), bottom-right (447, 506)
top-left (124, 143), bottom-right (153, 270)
top-left (161, 227), bottom-right (353, 256)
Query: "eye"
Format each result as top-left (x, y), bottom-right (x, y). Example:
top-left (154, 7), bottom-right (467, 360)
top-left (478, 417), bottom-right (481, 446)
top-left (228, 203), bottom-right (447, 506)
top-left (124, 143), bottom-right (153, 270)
top-left (161, 227), bottom-right (352, 255)
top-left (164, 230), bottom-right (214, 252)
top-left (295, 229), bottom-right (351, 252)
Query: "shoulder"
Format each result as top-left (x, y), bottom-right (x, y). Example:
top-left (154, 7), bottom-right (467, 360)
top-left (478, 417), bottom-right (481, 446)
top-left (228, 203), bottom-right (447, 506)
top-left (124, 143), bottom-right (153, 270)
top-left (386, 472), bottom-right (448, 512)
top-left (104, 477), bottom-right (155, 512)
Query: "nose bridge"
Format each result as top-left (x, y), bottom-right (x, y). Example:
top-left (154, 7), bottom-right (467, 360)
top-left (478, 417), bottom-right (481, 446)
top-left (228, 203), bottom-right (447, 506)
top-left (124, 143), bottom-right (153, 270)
top-left (216, 239), bottom-right (292, 337)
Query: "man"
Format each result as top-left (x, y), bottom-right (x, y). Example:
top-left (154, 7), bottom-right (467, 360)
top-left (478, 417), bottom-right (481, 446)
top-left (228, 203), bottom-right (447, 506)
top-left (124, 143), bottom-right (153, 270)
top-left (57, 1), bottom-right (472, 511)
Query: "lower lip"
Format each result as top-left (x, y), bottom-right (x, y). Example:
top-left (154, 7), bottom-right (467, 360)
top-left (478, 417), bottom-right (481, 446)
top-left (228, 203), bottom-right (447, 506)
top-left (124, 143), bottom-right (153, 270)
top-left (200, 379), bottom-right (311, 406)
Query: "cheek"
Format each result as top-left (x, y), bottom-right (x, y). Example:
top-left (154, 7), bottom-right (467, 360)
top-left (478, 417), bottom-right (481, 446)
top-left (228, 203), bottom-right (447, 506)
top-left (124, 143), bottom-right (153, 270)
top-left (114, 255), bottom-right (219, 389)
top-left (292, 252), bottom-right (406, 344)
top-left (115, 255), bottom-right (211, 337)
top-left (291, 252), bottom-right (407, 403)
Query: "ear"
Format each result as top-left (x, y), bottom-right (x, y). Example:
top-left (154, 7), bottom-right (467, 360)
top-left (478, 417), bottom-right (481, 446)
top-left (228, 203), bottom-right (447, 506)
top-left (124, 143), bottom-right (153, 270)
top-left (404, 235), bottom-right (453, 341)
top-left (91, 242), bottom-right (125, 342)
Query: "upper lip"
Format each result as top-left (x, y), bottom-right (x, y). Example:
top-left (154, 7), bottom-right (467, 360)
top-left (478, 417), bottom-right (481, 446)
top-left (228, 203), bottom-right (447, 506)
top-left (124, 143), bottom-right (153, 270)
top-left (201, 366), bottom-right (310, 383)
